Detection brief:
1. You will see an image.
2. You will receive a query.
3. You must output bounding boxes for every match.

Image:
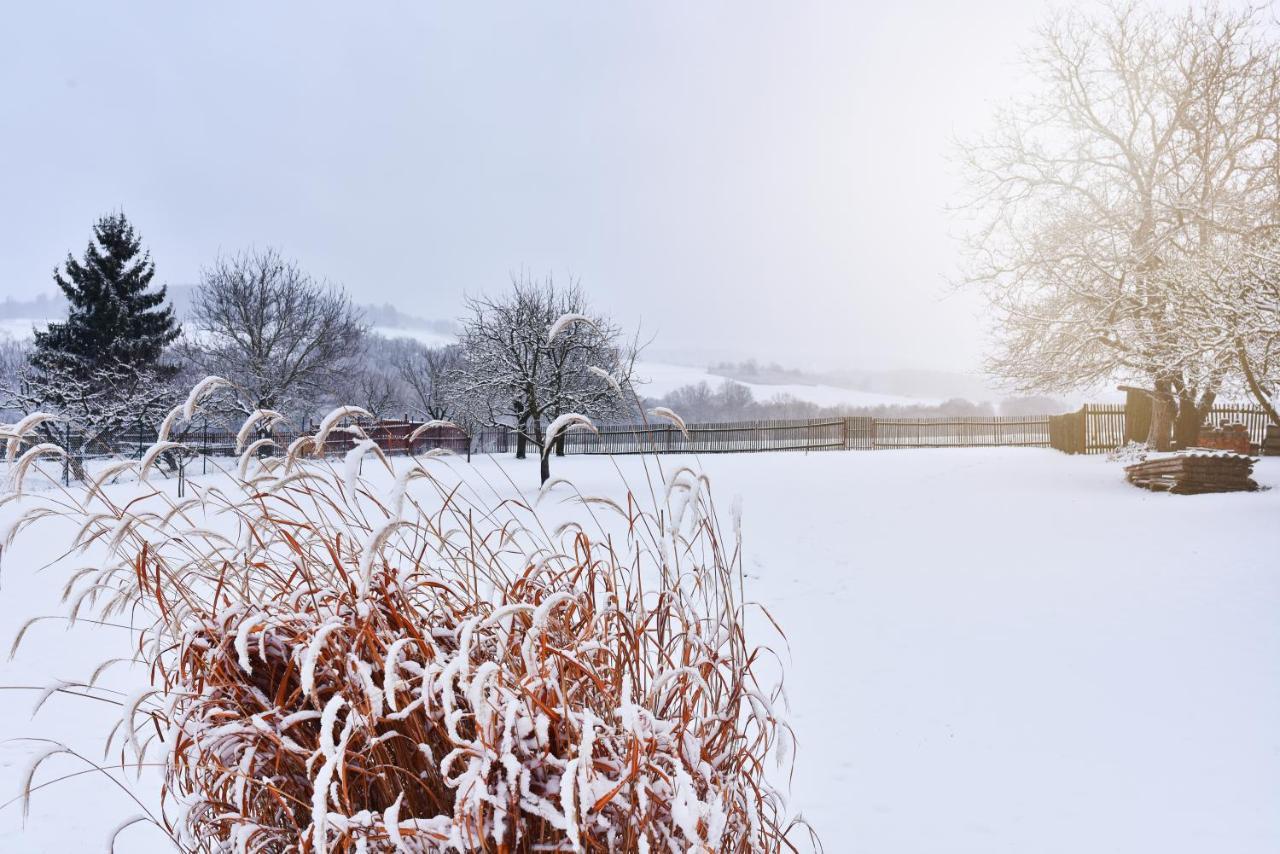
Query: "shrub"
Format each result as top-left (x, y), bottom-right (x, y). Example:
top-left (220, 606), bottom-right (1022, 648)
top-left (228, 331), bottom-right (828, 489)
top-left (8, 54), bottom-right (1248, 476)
top-left (5, 392), bottom-right (805, 852)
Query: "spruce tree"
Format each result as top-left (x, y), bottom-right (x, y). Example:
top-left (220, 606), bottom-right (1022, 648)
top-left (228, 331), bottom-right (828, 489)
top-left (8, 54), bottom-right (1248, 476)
top-left (32, 212), bottom-right (180, 377)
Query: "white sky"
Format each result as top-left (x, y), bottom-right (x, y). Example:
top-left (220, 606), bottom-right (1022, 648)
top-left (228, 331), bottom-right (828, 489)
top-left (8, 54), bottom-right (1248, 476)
top-left (0, 1), bottom-right (1192, 371)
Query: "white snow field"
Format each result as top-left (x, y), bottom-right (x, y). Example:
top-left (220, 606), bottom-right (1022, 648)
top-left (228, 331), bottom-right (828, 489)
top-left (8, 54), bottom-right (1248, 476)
top-left (0, 448), bottom-right (1277, 852)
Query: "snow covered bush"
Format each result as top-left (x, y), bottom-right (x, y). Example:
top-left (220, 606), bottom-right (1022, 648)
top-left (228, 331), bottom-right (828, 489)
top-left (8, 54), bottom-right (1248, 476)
top-left (3, 384), bottom-right (804, 851)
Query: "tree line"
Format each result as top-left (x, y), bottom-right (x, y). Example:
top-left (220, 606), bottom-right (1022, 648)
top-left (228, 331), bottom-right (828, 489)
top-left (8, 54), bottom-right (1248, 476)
top-left (1, 212), bottom-right (638, 483)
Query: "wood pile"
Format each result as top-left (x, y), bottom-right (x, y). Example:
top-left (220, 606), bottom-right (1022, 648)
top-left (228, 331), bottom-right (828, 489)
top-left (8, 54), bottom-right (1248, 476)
top-left (1196, 422), bottom-right (1252, 454)
top-left (1125, 450), bottom-right (1259, 495)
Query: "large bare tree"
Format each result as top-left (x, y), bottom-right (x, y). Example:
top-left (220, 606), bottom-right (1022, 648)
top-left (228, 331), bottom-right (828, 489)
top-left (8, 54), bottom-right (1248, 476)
top-left (451, 276), bottom-right (637, 483)
top-left (956, 2), bottom-right (1280, 448)
top-left (184, 249), bottom-right (367, 423)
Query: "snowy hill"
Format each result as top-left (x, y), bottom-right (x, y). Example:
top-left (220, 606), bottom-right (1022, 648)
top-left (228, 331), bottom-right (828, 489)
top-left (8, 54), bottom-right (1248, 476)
top-left (635, 360), bottom-right (937, 407)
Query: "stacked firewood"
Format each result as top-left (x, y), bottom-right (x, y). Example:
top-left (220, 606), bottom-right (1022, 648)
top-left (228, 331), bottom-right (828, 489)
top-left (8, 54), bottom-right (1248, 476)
top-left (1124, 450), bottom-right (1259, 495)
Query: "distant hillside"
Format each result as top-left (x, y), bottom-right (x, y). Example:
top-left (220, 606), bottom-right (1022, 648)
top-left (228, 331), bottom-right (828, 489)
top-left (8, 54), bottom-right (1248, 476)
top-left (708, 359), bottom-right (1000, 403)
top-left (0, 293), bottom-right (62, 320)
top-left (0, 286), bottom-right (456, 336)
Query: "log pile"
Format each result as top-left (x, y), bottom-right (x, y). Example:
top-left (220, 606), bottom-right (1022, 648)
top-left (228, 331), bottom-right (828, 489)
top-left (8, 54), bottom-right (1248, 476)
top-left (1196, 422), bottom-right (1252, 454)
top-left (1124, 450), bottom-right (1259, 495)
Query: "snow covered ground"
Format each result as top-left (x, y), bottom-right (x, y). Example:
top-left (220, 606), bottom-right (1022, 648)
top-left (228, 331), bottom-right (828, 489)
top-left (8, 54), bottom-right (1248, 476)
top-left (634, 360), bottom-right (935, 408)
top-left (0, 448), bottom-right (1276, 851)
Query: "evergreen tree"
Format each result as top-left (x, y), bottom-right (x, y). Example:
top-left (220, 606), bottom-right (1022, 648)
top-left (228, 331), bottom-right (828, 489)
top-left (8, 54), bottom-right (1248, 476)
top-left (3, 213), bottom-right (184, 480)
top-left (32, 212), bottom-right (180, 376)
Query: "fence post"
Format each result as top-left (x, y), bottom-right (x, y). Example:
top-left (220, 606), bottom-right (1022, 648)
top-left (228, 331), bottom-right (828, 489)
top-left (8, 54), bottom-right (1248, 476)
top-left (1080, 404), bottom-right (1089, 454)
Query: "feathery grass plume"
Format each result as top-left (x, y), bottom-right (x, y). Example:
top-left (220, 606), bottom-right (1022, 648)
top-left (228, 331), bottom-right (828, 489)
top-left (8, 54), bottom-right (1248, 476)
top-left (182, 376), bottom-right (231, 421)
top-left (586, 364), bottom-right (622, 395)
top-left (314, 405), bottom-right (373, 448)
top-left (138, 441), bottom-right (186, 483)
top-left (407, 419), bottom-right (459, 445)
top-left (234, 409), bottom-right (284, 453)
top-left (156, 405), bottom-right (184, 444)
top-left (542, 412), bottom-right (596, 458)
top-left (284, 434), bottom-right (318, 471)
top-left (649, 406), bottom-right (690, 439)
top-left (546, 312), bottom-right (596, 344)
top-left (9, 443), bottom-right (66, 494)
top-left (0, 384), bottom-right (809, 852)
top-left (6, 412), bottom-right (60, 460)
top-left (236, 437), bottom-right (277, 481)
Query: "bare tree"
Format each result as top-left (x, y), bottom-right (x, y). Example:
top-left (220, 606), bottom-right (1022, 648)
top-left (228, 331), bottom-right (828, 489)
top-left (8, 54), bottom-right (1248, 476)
top-left (0, 336), bottom-right (30, 421)
top-left (183, 249), bottom-right (367, 424)
top-left (1176, 235), bottom-right (1280, 425)
top-left (452, 275), bottom-right (638, 483)
top-left (1234, 240), bottom-right (1280, 424)
top-left (956, 2), bottom-right (1280, 448)
top-left (2, 360), bottom-right (178, 481)
top-left (392, 340), bottom-right (462, 420)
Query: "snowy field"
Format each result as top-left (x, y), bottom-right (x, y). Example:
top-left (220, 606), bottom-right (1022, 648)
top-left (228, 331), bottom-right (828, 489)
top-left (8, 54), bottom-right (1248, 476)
top-left (0, 448), bottom-right (1276, 852)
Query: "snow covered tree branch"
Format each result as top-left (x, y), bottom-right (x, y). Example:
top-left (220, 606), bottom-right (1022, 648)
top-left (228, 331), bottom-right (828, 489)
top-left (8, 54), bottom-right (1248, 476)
top-left (955, 2), bottom-right (1280, 448)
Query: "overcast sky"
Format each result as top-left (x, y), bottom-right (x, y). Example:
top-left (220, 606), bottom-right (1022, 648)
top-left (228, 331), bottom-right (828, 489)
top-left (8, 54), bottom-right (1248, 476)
top-left (0, 1), bottom-right (1167, 371)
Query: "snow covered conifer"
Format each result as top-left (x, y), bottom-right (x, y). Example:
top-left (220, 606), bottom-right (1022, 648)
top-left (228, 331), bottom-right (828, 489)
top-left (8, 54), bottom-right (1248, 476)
top-left (31, 212), bottom-right (180, 377)
top-left (4, 213), bottom-right (182, 479)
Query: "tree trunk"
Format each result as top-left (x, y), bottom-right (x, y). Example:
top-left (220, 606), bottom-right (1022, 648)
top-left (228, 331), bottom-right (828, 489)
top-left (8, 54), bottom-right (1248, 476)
top-left (533, 419), bottom-right (550, 484)
top-left (515, 415), bottom-right (528, 459)
top-left (1173, 389), bottom-right (1213, 449)
top-left (1147, 381), bottom-right (1174, 451)
top-left (555, 433), bottom-right (565, 457)
top-left (1239, 343), bottom-right (1280, 427)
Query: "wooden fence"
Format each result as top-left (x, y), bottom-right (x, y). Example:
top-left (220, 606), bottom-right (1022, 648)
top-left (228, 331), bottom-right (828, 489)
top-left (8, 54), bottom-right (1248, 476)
top-left (869, 416), bottom-right (1050, 449)
top-left (562, 418), bottom-right (850, 455)
top-left (58, 403), bottom-right (1279, 466)
top-left (77, 420), bottom-right (479, 462)
top-left (1048, 402), bottom-right (1272, 454)
top-left (560, 415), bottom-right (1052, 455)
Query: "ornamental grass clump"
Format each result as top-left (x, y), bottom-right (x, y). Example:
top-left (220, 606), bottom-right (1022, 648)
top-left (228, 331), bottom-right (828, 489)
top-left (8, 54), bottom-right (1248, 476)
top-left (3, 383), bottom-right (806, 852)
